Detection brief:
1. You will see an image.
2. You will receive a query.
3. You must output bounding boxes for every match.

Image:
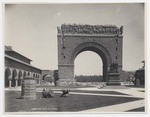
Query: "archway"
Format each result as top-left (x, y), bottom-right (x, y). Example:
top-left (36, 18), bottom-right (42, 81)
top-left (70, 42), bottom-right (112, 82)
top-left (27, 72), bottom-right (30, 76)
top-left (5, 68), bottom-right (11, 87)
top-left (75, 51), bottom-right (103, 82)
top-left (33, 73), bottom-right (36, 78)
top-left (57, 24), bottom-right (123, 84)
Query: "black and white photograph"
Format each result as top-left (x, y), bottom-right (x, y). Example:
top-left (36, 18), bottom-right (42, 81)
top-left (3, 1), bottom-right (146, 114)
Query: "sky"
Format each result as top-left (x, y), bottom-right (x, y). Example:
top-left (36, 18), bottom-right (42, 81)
top-left (5, 3), bottom-right (144, 75)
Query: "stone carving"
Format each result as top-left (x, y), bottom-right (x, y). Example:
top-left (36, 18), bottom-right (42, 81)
top-left (109, 62), bottom-right (118, 73)
top-left (57, 24), bottom-right (123, 35)
top-left (119, 26), bottom-right (123, 35)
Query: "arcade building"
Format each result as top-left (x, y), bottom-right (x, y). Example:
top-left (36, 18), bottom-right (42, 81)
top-left (5, 46), bottom-right (42, 88)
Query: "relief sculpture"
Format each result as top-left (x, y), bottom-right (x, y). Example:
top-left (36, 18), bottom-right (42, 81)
top-left (57, 24), bottom-right (123, 35)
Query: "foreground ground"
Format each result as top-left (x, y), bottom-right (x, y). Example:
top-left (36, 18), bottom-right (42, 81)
top-left (5, 85), bottom-right (145, 113)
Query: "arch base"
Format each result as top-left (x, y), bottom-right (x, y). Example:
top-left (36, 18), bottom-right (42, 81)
top-left (106, 73), bottom-right (121, 85)
top-left (56, 79), bottom-right (75, 86)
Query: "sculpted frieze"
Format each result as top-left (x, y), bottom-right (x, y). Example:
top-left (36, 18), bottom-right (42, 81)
top-left (57, 24), bottom-right (123, 35)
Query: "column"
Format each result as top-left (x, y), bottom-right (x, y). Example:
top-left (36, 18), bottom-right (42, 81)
top-left (38, 74), bottom-right (41, 84)
top-left (9, 79), bottom-right (11, 88)
top-left (15, 79), bottom-right (18, 87)
top-left (103, 66), bottom-right (108, 82)
top-left (20, 76), bottom-right (23, 86)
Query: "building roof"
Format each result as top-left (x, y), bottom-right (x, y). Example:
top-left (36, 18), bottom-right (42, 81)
top-left (5, 54), bottom-right (41, 70)
top-left (5, 46), bottom-right (32, 61)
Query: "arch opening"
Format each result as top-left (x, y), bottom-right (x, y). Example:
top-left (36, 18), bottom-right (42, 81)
top-left (5, 68), bottom-right (11, 87)
top-left (33, 73), bottom-right (36, 78)
top-left (27, 72), bottom-right (30, 76)
top-left (70, 42), bottom-right (112, 82)
top-left (74, 51), bottom-right (103, 82)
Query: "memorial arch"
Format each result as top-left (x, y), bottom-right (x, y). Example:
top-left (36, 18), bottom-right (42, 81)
top-left (57, 24), bottom-right (123, 84)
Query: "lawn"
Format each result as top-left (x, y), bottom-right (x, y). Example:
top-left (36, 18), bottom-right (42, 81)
top-left (5, 91), bottom-right (143, 112)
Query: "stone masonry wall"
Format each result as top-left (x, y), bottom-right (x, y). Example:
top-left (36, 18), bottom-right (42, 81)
top-left (58, 34), bottom-right (123, 82)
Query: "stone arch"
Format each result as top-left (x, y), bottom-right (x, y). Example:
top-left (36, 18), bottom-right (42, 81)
top-left (5, 67), bottom-right (11, 87)
top-left (57, 24), bottom-right (123, 85)
top-left (70, 42), bottom-right (112, 81)
top-left (12, 69), bottom-right (18, 87)
top-left (33, 73), bottom-right (36, 78)
top-left (70, 42), bottom-right (112, 65)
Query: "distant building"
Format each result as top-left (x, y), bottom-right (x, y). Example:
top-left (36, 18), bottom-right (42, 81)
top-left (5, 46), bottom-right (42, 88)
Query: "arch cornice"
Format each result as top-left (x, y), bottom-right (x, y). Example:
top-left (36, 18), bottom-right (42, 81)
top-left (58, 34), bottom-right (123, 38)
